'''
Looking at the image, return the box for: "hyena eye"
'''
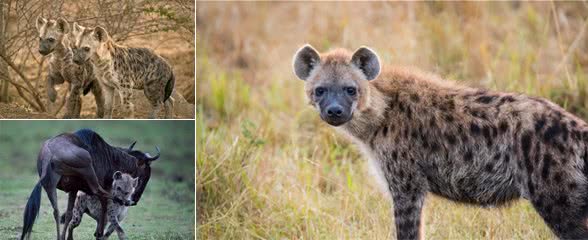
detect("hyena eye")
[83,47,90,52]
[345,87,357,96]
[47,38,55,42]
[315,87,326,97]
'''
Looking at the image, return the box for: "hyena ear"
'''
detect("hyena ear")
[56,18,70,34]
[113,171,122,180]
[93,26,109,42]
[72,22,82,34]
[132,177,139,188]
[36,16,47,31]
[293,44,320,81]
[351,46,381,80]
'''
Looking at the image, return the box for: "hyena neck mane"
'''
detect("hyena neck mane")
[91,38,119,63]
[341,66,466,143]
[52,35,72,57]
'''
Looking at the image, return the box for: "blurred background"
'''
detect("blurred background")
[0,0,195,118]
[0,121,195,239]
[196,2,588,239]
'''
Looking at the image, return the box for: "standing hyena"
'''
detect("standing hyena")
[35,17,104,118]
[65,171,138,240]
[294,44,588,239]
[70,23,175,119]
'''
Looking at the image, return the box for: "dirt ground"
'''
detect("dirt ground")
[1,32,194,119]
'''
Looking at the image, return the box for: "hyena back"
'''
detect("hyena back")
[71,23,175,119]
[294,44,588,239]
[35,17,103,118]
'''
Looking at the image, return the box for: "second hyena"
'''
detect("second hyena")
[71,23,175,119]
[35,17,104,118]
[65,171,138,240]
[294,44,588,239]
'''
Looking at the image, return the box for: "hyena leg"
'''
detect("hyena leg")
[531,192,588,239]
[119,88,134,119]
[108,215,127,240]
[163,96,174,119]
[91,81,105,118]
[102,85,115,119]
[46,73,64,103]
[391,186,426,240]
[66,197,84,240]
[63,83,82,119]
[103,223,116,239]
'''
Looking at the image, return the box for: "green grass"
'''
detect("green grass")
[0,121,195,239]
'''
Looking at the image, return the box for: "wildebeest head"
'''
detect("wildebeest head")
[122,141,160,204]
[35,17,69,56]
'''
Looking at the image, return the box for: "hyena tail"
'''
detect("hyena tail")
[164,72,175,102]
[20,181,43,240]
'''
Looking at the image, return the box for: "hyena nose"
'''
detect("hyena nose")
[326,105,344,117]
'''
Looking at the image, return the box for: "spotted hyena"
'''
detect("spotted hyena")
[293,44,588,239]
[70,23,175,119]
[65,171,137,240]
[35,17,103,118]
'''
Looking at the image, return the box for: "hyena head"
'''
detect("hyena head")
[293,44,381,126]
[35,17,69,56]
[111,171,138,203]
[71,23,110,65]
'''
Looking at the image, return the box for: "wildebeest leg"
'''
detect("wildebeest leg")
[60,191,77,239]
[94,197,108,239]
[43,171,62,240]
[78,166,110,198]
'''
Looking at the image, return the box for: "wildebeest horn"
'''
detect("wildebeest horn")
[128,141,137,150]
[145,146,160,161]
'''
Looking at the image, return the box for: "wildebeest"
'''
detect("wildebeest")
[20,129,160,240]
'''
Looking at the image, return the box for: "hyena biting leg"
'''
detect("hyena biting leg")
[294,44,588,239]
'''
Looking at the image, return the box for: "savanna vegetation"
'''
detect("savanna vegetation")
[0,0,195,118]
[0,121,195,239]
[196,2,588,239]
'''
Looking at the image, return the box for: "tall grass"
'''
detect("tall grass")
[196,2,588,239]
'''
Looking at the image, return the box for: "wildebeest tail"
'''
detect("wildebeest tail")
[20,181,42,240]
[164,72,175,102]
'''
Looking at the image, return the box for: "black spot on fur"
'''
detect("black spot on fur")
[499,121,509,134]
[521,132,533,174]
[406,107,412,119]
[444,114,454,123]
[544,123,563,143]
[464,150,473,162]
[493,153,501,161]
[553,172,563,184]
[484,163,494,172]
[542,153,552,180]
[410,94,420,102]
[535,117,546,132]
[382,126,388,137]
[470,123,481,135]
[446,133,457,145]
[483,126,493,147]
[527,179,535,195]
[476,95,498,104]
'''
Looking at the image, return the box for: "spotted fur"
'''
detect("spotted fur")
[71,23,174,119]
[35,16,103,118]
[65,171,137,240]
[294,45,588,239]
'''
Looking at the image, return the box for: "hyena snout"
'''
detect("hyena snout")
[320,97,353,126]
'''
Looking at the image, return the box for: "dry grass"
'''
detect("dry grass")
[196,2,588,239]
